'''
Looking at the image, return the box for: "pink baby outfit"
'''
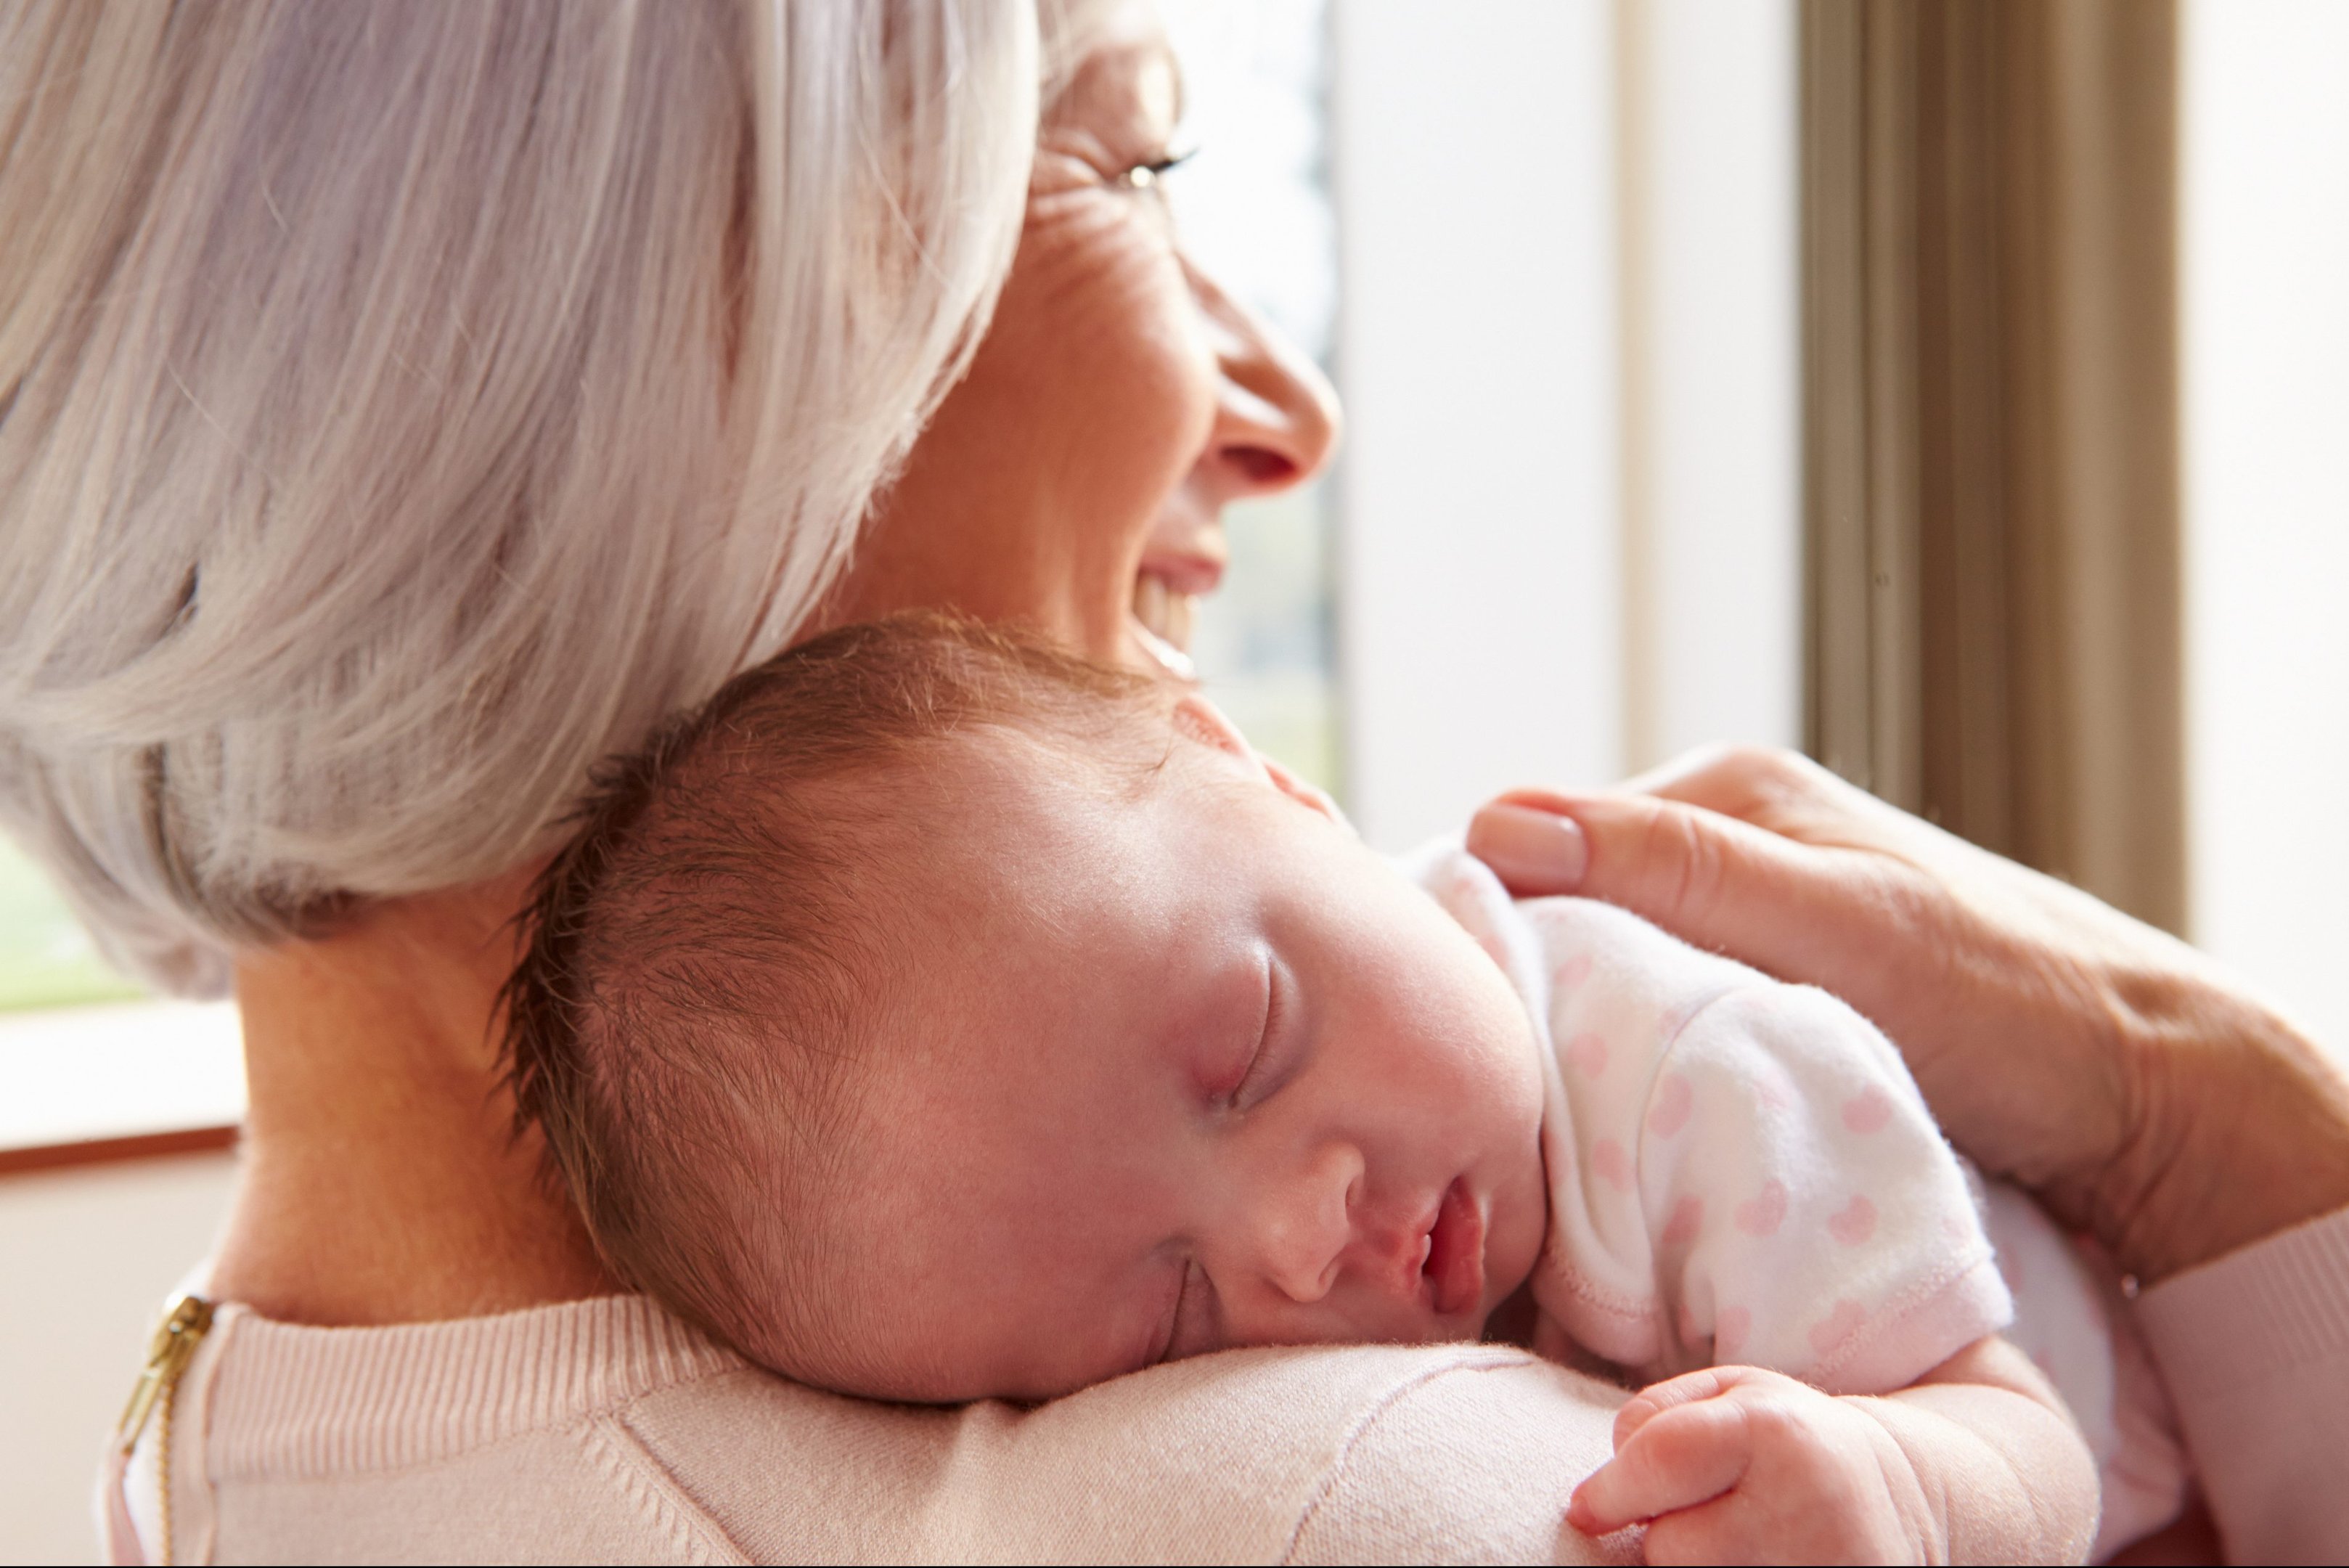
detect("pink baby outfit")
[1408,844,2190,1558]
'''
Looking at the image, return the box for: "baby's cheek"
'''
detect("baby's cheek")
[1454,970,1546,1118]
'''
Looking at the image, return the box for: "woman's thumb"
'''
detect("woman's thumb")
[1464,789,1852,984]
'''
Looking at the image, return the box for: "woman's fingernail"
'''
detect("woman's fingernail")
[1470,803,1589,893]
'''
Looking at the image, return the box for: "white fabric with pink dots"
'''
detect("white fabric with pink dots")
[1408,844,2011,1395]
[1405,844,2192,1554]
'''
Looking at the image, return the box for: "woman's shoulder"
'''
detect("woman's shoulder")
[154,1294,1635,1564]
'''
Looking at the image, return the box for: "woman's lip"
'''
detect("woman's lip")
[1137,550,1226,597]
[1424,1178,1486,1318]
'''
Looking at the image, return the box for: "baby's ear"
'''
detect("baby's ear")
[1259,753,1347,827]
[1170,692,1255,760]
[1170,693,1348,828]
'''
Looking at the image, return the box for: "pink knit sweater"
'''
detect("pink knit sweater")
[102,1208,2349,1563]
[2134,1207,2349,1562]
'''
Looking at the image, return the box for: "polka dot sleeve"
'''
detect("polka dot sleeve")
[1519,894,2014,1393]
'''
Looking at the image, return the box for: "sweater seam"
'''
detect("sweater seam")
[1278,1349,1538,1567]
[582,1410,752,1566]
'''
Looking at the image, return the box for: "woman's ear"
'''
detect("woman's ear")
[1170,693,1347,826]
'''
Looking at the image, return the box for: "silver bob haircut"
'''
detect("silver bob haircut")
[0,1,1095,995]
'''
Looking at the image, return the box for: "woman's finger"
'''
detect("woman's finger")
[1463,799,1590,897]
[1466,788,1905,992]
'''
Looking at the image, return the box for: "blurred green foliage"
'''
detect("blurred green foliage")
[0,837,142,1013]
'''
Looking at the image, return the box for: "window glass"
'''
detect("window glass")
[0,838,141,1013]
[1161,0,1342,797]
[2183,0,2349,1054]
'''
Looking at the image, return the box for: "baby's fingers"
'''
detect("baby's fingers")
[1566,1397,1752,1536]
[1610,1365,1739,1448]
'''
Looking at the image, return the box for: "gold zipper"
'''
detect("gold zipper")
[115,1293,214,1565]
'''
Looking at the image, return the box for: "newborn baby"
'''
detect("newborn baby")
[504,614,2182,1563]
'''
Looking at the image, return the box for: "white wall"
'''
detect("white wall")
[1622,0,1802,770]
[1331,0,1800,849]
[1331,1,1623,849]
[2183,0,2349,1053]
[0,1153,238,1567]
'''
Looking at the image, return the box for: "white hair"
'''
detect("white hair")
[0,0,1063,995]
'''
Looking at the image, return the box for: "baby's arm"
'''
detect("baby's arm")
[1567,1334,2098,1564]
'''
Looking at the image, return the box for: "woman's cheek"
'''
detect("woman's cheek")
[1079,268,1217,502]
[1022,198,1215,462]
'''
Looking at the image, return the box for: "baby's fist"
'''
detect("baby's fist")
[1566,1365,1935,1565]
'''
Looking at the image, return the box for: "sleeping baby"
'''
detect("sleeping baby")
[503,613,2189,1564]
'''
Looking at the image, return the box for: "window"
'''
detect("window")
[1328,1,1801,851]
[1164,0,1343,796]
[0,838,140,1015]
[2183,0,2349,1054]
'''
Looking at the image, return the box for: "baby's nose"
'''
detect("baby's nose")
[1259,1143,1365,1304]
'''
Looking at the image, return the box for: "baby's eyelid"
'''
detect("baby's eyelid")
[1156,1254,1201,1366]
[1162,1254,1223,1365]
[1227,952,1283,1110]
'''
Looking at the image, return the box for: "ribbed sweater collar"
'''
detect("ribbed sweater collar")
[200,1294,745,1479]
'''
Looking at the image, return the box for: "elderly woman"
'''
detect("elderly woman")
[2,1,2342,1563]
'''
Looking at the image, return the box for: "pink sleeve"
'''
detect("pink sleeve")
[2133,1206,2349,1565]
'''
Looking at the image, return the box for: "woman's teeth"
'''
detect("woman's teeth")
[1132,574,1198,651]
[1129,614,1197,682]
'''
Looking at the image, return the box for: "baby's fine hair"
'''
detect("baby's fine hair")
[502,613,1156,1363]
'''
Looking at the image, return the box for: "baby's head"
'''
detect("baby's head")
[504,615,1548,1403]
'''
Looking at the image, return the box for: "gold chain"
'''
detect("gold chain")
[156,1376,176,1566]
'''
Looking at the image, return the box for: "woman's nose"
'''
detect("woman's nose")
[1186,261,1341,506]
[1250,1140,1365,1304]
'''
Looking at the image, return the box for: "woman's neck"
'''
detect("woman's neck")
[209,874,613,1326]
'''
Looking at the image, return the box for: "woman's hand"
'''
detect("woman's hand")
[1465,746,2349,1283]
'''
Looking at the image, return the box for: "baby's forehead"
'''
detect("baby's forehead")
[849,720,1174,875]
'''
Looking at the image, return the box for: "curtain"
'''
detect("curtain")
[1802,0,2185,932]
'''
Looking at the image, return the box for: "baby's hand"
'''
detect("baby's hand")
[1566,1365,1937,1565]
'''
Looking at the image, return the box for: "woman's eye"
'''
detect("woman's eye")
[1116,146,1196,192]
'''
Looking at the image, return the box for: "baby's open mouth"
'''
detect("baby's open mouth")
[1423,1178,1486,1318]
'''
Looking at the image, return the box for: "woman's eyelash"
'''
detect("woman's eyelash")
[1118,147,1196,192]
